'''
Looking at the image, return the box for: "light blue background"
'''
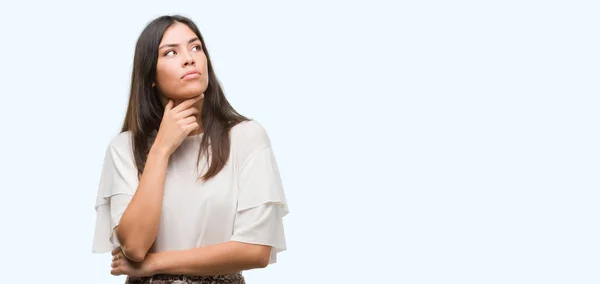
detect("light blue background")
[0,1,598,283]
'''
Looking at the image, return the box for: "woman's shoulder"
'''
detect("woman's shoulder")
[230,119,271,147]
[105,130,134,153]
[229,119,273,158]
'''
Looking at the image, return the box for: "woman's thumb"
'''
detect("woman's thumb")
[165,100,174,111]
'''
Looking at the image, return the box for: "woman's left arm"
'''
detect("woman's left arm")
[150,241,271,275]
[112,122,286,277]
[111,241,271,277]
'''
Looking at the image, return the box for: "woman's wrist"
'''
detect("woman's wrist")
[146,252,163,275]
[149,144,171,159]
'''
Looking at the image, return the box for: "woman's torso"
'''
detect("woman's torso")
[150,134,241,253]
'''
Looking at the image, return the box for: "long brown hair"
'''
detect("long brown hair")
[120,15,249,181]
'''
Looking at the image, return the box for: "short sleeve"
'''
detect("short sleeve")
[92,140,139,253]
[230,144,289,264]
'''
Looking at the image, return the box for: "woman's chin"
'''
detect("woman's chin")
[182,85,206,97]
[171,89,205,100]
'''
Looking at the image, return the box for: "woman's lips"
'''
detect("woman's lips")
[182,73,201,80]
[181,70,201,80]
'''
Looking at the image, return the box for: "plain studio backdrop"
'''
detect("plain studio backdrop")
[0,1,598,283]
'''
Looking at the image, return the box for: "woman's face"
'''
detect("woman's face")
[155,22,209,103]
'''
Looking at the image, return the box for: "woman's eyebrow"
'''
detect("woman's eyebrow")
[159,37,200,49]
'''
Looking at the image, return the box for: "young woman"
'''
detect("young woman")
[92,15,289,284]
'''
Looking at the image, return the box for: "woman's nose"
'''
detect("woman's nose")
[183,53,195,66]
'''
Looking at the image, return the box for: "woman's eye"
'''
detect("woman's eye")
[164,50,176,56]
[192,45,202,51]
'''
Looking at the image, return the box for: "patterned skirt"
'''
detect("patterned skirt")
[125,272,245,284]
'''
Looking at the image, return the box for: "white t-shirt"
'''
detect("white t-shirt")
[92,120,289,264]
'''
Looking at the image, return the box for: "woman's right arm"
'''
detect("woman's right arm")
[115,95,203,262]
[115,147,170,262]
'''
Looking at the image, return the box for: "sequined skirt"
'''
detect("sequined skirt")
[125,272,245,284]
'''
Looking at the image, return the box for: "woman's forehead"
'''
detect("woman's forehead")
[160,23,197,44]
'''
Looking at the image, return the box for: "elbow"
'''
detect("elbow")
[253,246,272,268]
[115,226,151,262]
[255,256,269,268]
[121,245,148,262]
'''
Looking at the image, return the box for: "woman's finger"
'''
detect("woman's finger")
[177,107,199,118]
[173,94,203,112]
[186,122,200,132]
[165,100,174,112]
[180,116,197,125]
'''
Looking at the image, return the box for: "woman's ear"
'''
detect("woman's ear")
[152,82,156,87]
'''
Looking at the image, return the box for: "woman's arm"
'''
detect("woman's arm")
[116,97,202,262]
[115,148,170,262]
[146,241,272,276]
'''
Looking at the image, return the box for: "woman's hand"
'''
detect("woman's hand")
[152,94,204,156]
[110,247,154,278]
